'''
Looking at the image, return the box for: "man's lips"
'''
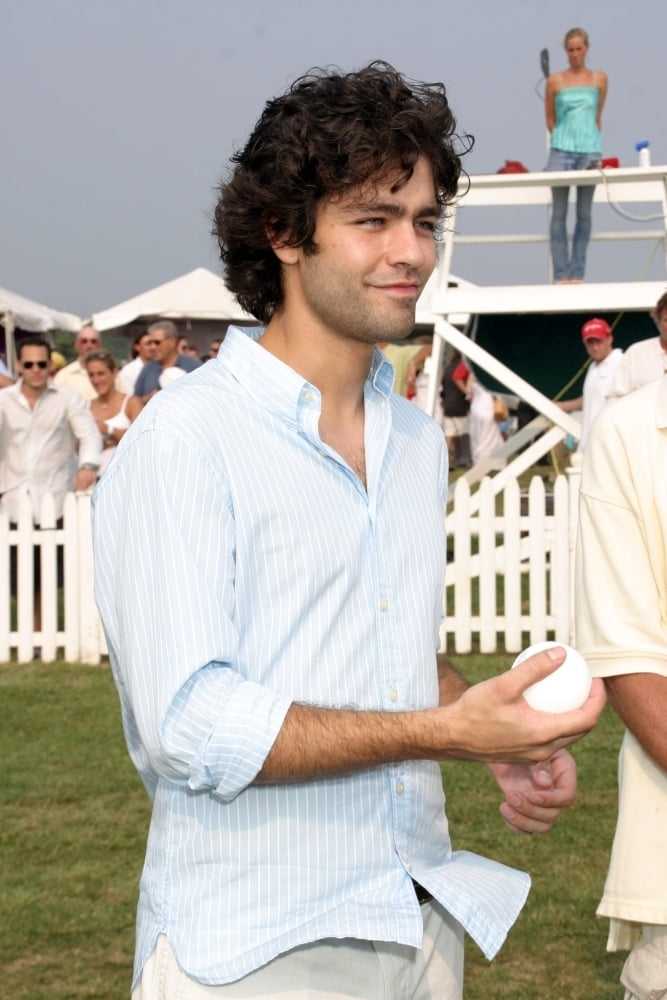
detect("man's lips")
[371,282,421,296]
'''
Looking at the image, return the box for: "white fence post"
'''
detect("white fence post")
[62,492,80,663]
[567,454,583,645]
[37,492,59,663]
[0,503,10,662]
[77,492,102,665]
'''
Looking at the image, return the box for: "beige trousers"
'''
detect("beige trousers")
[132,900,464,1000]
[622,924,667,1000]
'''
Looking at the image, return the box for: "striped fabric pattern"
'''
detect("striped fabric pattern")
[93,327,529,989]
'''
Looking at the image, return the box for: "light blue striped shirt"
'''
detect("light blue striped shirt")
[92,326,529,988]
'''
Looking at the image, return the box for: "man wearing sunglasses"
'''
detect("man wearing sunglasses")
[0,337,102,524]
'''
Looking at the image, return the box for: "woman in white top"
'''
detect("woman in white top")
[85,350,131,475]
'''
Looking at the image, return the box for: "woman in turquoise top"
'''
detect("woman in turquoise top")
[545,28,608,282]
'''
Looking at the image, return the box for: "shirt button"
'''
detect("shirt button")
[301,389,314,403]
[396,781,405,795]
[389,689,398,702]
[406,861,413,872]
[379,599,389,611]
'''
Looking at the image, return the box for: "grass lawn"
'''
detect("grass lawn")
[0,657,626,999]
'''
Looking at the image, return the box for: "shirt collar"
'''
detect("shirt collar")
[219,326,394,429]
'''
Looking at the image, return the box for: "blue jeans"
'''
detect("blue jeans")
[545,148,599,280]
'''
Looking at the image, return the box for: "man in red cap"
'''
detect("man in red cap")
[558,317,623,452]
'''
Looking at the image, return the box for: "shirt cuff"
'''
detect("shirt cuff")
[181,672,292,800]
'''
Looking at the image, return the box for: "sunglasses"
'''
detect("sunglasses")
[147,339,163,346]
[85,350,114,363]
[22,360,49,369]
[79,339,100,346]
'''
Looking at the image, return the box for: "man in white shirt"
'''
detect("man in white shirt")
[94,63,604,1000]
[0,336,101,522]
[557,317,623,451]
[577,373,667,1000]
[608,292,667,397]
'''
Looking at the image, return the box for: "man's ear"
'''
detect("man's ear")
[266,226,301,265]
[270,241,301,265]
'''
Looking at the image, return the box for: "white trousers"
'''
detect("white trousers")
[132,900,464,1000]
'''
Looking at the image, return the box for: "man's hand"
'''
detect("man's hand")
[488,749,577,835]
[74,468,97,491]
[439,646,606,765]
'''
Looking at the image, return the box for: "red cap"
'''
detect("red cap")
[581,318,612,341]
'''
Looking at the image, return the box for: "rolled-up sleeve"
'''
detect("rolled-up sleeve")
[92,424,291,800]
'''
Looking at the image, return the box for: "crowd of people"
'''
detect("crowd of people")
[0,323,222,522]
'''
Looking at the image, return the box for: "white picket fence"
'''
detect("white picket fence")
[2,464,582,664]
[1,491,106,665]
[442,464,582,653]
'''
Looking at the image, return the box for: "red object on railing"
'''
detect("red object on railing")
[601,157,620,168]
[496,160,529,174]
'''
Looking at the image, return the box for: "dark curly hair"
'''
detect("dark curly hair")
[214,61,472,324]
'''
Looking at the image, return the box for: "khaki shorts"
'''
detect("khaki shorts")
[443,416,469,438]
[132,900,464,1000]
[622,924,667,1000]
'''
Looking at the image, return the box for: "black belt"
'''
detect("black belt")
[412,879,433,905]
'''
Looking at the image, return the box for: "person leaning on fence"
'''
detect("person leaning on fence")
[93,62,605,1000]
[0,336,102,628]
[576,372,667,1000]
[0,336,102,523]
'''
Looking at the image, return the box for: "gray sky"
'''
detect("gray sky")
[2,0,666,318]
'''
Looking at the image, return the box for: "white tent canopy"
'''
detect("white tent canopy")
[0,286,82,370]
[92,267,255,332]
[0,286,81,334]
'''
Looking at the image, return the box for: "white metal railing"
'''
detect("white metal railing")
[4,464,582,663]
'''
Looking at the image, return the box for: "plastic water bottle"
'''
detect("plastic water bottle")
[635,140,651,167]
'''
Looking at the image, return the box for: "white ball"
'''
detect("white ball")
[511,641,592,713]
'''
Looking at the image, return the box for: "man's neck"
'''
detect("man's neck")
[21,382,47,407]
[259,313,373,417]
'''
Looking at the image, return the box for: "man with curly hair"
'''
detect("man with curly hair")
[93,63,603,1000]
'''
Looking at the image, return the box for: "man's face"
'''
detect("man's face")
[137,333,158,363]
[282,156,439,347]
[76,327,100,359]
[657,309,667,350]
[18,345,50,391]
[584,335,613,363]
[150,330,177,364]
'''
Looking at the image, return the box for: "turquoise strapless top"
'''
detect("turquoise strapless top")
[550,86,601,155]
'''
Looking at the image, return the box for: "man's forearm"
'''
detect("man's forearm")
[605,673,667,771]
[257,650,606,782]
[437,653,469,705]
